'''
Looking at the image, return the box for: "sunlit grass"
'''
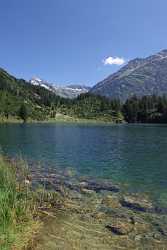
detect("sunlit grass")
[0,156,40,250]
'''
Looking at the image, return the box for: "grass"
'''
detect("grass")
[0,114,119,125]
[0,156,40,250]
[0,111,124,124]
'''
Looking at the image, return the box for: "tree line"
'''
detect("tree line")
[123,95,167,123]
[1,67,167,123]
[17,93,167,123]
[3,91,167,123]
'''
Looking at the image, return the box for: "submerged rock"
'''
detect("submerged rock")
[62,168,76,178]
[79,180,120,193]
[106,218,133,235]
[120,195,154,212]
[92,211,107,220]
[152,221,167,237]
[102,195,121,209]
[80,188,95,195]
[154,206,167,214]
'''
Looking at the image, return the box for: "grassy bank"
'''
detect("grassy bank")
[0,156,40,250]
[1,155,167,250]
[0,113,123,125]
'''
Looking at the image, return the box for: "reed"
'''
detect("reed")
[0,156,40,250]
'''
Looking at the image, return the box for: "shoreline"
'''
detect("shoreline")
[28,164,167,249]
[1,117,167,126]
[0,117,121,125]
[1,156,167,249]
[31,167,167,250]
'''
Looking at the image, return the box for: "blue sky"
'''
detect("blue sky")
[0,0,167,86]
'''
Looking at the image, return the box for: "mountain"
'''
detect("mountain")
[30,78,90,99]
[30,77,52,91]
[2,66,167,123]
[0,68,66,120]
[0,68,120,122]
[90,50,167,102]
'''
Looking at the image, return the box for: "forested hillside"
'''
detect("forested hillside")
[61,93,123,122]
[0,68,122,122]
[1,67,167,123]
[0,68,70,120]
[123,95,167,123]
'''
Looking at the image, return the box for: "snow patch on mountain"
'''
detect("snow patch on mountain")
[29,77,90,98]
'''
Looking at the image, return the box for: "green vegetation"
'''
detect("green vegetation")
[0,68,66,122]
[60,93,123,122]
[123,95,167,123]
[18,103,29,122]
[0,68,124,123]
[0,155,65,250]
[0,156,40,250]
[1,67,167,124]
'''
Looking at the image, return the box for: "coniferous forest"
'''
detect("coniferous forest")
[1,67,167,123]
[123,95,167,123]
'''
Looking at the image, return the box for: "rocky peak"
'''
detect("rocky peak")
[90,49,167,101]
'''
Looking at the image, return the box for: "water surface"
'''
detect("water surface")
[0,123,167,203]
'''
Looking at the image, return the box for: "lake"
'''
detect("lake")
[0,123,167,204]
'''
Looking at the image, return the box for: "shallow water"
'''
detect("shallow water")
[0,123,167,203]
[33,188,167,250]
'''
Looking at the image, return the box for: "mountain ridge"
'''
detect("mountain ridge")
[90,49,167,101]
[30,77,90,99]
[0,68,122,122]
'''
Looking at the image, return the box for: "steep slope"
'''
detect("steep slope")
[30,78,90,98]
[91,50,167,102]
[0,69,66,120]
[0,68,121,122]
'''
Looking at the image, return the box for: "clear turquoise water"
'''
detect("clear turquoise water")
[0,123,167,202]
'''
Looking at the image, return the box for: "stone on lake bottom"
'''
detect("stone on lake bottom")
[106,218,133,235]
[120,195,154,212]
[79,180,120,193]
[102,195,121,209]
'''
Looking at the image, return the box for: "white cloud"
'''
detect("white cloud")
[103,56,125,66]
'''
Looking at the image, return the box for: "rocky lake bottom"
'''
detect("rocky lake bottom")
[1,124,167,249]
[29,168,167,250]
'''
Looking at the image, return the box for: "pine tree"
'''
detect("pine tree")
[18,104,28,122]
